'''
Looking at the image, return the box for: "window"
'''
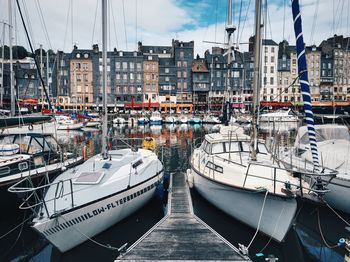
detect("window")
[165,77,169,82]
[270,66,274,73]
[224,142,239,152]
[116,73,120,80]
[211,143,224,154]
[122,62,127,69]
[129,62,134,69]
[183,71,187,78]
[270,77,274,85]
[271,47,275,53]
[271,56,275,63]
[183,61,187,67]
[180,51,184,58]
[177,71,181,78]
[0,167,10,176]
[177,61,181,67]
[18,162,28,171]
[137,63,142,70]
[165,68,169,73]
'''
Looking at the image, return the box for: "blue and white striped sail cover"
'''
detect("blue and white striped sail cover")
[291,0,320,172]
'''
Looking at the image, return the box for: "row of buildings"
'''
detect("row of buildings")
[1,35,350,113]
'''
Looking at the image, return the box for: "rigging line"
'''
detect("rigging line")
[335,0,345,33]
[282,0,286,40]
[71,0,73,47]
[122,0,128,50]
[62,0,71,51]
[91,0,99,46]
[214,0,218,43]
[15,0,53,110]
[110,0,119,49]
[135,0,137,50]
[22,0,36,50]
[236,0,243,48]
[238,0,251,46]
[309,0,319,44]
[35,0,52,50]
[265,0,273,40]
[108,0,111,51]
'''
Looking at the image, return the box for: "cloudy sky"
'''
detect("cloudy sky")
[0,0,349,56]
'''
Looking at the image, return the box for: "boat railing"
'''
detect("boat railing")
[8,175,76,218]
[243,162,330,196]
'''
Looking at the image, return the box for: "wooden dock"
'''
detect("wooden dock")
[115,172,250,262]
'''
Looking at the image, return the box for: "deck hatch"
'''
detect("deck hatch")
[74,171,105,185]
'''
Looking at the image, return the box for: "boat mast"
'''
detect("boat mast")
[251,0,262,161]
[40,44,44,110]
[0,23,6,108]
[9,0,15,116]
[291,0,320,171]
[101,0,108,159]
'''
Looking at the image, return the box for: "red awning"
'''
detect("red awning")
[124,102,160,109]
[260,101,292,107]
[232,103,245,108]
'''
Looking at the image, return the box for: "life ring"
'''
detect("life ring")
[28,124,33,131]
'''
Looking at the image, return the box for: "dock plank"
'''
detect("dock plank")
[116,173,250,262]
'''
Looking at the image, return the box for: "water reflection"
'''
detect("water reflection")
[0,123,347,262]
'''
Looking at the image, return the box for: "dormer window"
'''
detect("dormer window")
[119,51,123,56]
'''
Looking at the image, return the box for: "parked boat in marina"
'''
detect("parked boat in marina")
[0,132,83,187]
[55,115,84,130]
[279,124,350,213]
[188,0,301,243]
[164,115,177,124]
[9,1,164,252]
[188,125,300,242]
[137,116,149,125]
[178,114,188,124]
[202,114,221,124]
[113,116,126,125]
[188,115,202,124]
[149,111,162,125]
[259,109,298,123]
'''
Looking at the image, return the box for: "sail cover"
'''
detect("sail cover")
[291,0,320,172]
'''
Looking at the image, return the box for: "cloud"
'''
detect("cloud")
[0,0,349,57]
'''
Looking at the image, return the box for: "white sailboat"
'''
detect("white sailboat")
[149,111,162,125]
[279,124,349,213]
[10,1,164,253]
[259,109,298,123]
[188,0,299,242]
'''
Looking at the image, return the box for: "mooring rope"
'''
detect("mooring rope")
[60,215,118,250]
[317,209,338,249]
[247,190,268,249]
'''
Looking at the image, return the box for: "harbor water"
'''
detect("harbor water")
[0,122,349,262]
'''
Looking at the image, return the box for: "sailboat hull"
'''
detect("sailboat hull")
[33,174,162,252]
[191,166,297,242]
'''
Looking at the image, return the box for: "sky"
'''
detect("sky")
[0,0,349,57]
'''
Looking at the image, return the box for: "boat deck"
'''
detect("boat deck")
[115,172,250,262]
